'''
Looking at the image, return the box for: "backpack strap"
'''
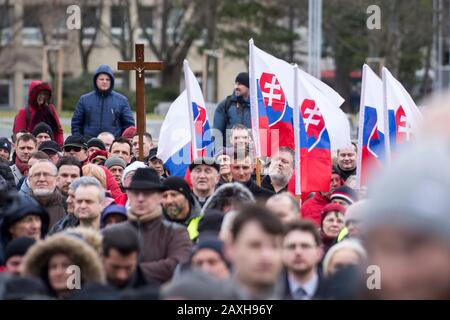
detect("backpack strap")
[222,95,234,126]
[25,106,31,129]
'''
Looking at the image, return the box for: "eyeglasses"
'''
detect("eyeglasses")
[30,172,57,179]
[64,146,82,153]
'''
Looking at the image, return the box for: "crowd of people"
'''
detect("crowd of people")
[0,64,449,300]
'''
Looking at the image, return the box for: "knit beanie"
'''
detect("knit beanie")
[330,186,358,205]
[32,122,54,139]
[104,156,127,170]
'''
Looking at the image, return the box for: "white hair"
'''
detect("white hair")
[322,239,367,277]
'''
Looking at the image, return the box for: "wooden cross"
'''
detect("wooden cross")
[118,43,163,161]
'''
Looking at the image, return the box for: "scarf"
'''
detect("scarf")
[127,206,162,223]
[15,157,29,175]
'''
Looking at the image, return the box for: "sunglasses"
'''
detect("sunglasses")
[64,146,82,153]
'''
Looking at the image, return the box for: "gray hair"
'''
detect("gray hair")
[322,239,367,278]
[29,159,57,176]
[69,176,105,202]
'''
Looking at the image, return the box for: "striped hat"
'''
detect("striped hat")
[330,186,358,205]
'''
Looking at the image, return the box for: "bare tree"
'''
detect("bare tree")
[137,0,211,89]
[97,0,137,90]
[78,0,104,74]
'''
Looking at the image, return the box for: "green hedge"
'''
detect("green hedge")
[62,73,178,113]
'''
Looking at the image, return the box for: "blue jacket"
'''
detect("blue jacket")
[71,65,135,138]
[213,92,251,147]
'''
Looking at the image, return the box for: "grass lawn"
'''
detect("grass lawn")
[0,110,164,133]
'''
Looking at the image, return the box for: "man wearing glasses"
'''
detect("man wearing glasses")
[281,220,324,300]
[28,159,66,228]
[63,135,88,164]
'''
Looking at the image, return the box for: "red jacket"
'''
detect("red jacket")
[301,192,329,227]
[13,81,64,146]
[100,165,124,200]
[115,193,128,206]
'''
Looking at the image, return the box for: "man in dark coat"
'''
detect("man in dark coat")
[28,160,66,228]
[123,168,192,284]
[213,72,251,148]
[230,153,274,201]
[102,223,154,290]
[71,64,135,138]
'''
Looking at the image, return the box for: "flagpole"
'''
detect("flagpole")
[293,65,302,197]
[356,65,367,190]
[249,39,261,158]
[249,39,262,187]
[382,67,392,167]
[184,60,198,161]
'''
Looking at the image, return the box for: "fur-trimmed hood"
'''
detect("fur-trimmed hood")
[201,182,255,216]
[22,234,105,288]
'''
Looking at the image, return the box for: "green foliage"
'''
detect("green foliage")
[217,0,298,62]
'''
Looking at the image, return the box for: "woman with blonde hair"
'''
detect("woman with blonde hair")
[82,163,107,189]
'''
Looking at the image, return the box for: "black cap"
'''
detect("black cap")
[5,237,36,261]
[235,72,249,88]
[189,157,220,172]
[125,167,165,191]
[38,140,62,154]
[148,147,159,160]
[0,137,12,154]
[87,138,106,151]
[32,122,54,139]
[162,177,193,205]
[64,135,87,149]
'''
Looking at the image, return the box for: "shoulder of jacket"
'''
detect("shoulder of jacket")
[80,91,96,99]
[110,91,128,101]
[161,219,188,232]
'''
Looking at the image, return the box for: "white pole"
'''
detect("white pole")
[356,65,367,189]
[308,0,313,75]
[293,65,302,196]
[317,0,322,79]
[183,60,198,161]
[249,38,261,158]
[381,67,392,167]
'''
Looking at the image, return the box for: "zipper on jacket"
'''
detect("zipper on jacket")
[100,95,105,132]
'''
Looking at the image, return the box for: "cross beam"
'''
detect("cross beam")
[118,44,163,161]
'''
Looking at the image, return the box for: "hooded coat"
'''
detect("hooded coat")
[186,183,256,241]
[22,233,105,298]
[13,81,64,146]
[71,65,135,138]
[0,194,49,264]
[0,161,15,191]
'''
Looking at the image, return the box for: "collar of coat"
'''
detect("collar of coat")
[127,206,162,223]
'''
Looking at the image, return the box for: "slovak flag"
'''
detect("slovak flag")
[249,40,351,194]
[383,67,423,152]
[249,39,296,157]
[356,64,386,188]
[157,60,214,177]
[296,68,351,192]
